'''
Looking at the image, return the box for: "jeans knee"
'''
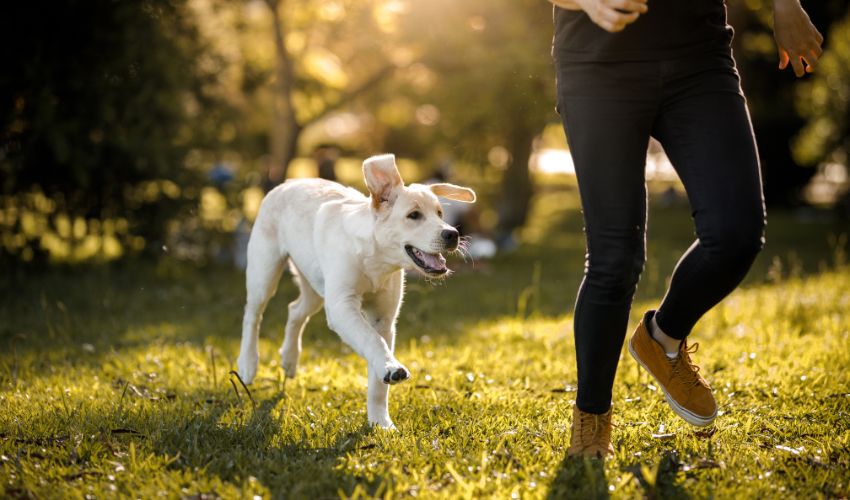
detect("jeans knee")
[585,245,646,300]
[702,214,765,264]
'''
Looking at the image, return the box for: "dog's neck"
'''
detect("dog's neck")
[361,243,405,291]
[340,207,404,291]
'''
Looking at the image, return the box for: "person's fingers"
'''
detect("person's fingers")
[588,7,638,32]
[612,13,640,31]
[803,52,818,72]
[790,56,805,77]
[778,48,790,70]
[605,0,648,14]
[583,0,645,33]
[807,49,820,65]
[598,20,618,32]
[618,10,641,25]
[593,17,623,33]
[596,5,640,25]
[814,27,824,44]
[592,4,617,23]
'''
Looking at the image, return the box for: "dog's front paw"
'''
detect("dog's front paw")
[369,417,396,430]
[382,362,410,385]
[281,361,298,379]
[236,352,258,385]
[279,337,303,379]
[280,349,299,379]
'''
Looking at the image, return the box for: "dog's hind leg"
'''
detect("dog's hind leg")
[280,268,323,379]
[237,232,285,385]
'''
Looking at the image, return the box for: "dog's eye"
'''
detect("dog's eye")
[437,210,443,219]
[407,211,422,220]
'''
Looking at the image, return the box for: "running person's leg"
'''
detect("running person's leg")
[629,54,765,427]
[652,55,766,340]
[556,61,659,420]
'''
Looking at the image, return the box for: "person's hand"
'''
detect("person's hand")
[548,0,648,33]
[773,0,823,77]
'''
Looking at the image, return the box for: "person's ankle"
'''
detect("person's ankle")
[650,314,681,358]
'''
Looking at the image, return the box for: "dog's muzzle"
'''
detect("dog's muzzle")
[405,245,448,275]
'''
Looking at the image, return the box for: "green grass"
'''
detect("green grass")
[1,182,849,498]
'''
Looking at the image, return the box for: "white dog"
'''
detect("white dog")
[236,154,475,428]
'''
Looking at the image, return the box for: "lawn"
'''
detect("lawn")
[1,180,849,498]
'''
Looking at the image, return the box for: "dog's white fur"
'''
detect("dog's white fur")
[237,154,475,428]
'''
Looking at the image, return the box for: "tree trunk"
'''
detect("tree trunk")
[495,132,535,250]
[266,0,298,189]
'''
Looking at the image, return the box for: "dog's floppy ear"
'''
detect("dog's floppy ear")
[429,183,477,203]
[363,154,404,209]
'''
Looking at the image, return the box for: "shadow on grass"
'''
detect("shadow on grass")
[157,384,393,497]
[2,379,385,497]
[546,455,610,499]
[545,450,690,499]
[622,450,690,500]
[153,391,380,497]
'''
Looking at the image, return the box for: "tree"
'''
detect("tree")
[258,0,402,187]
[400,0,555,246]
[0,0,225,261]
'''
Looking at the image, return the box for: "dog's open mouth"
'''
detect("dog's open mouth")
[405,245,447,275]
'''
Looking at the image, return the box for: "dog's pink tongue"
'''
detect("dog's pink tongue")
[420,251,446,270]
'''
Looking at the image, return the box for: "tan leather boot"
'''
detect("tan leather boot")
[567,405,614,458]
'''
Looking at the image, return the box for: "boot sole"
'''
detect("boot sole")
[628,337,717,427]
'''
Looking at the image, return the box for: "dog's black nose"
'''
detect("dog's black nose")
[441,229,459,248]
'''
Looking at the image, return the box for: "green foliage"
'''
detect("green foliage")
[208,0,414,176]
[728,1,849,204]
[1,184,848,497]
[794,7,850,166]
[394,0,555,238]
[398,0,554,164]
[0,0,228,261]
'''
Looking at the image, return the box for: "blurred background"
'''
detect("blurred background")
[1,0,849,272]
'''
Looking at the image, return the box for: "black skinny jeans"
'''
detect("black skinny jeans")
[555,51,766,414]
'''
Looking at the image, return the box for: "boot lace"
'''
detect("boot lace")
[578,410,612,446]
[670,342,708,389]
